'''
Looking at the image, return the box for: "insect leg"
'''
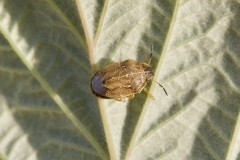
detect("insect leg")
[118,95,126,102]
[143,88,155,100]
[148,44,153,64]
[127,94,135,99]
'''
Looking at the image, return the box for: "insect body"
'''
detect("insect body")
[91,47,167,101]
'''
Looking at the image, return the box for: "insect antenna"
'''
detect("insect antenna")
[148,44,153,64]
[152,79,168,96]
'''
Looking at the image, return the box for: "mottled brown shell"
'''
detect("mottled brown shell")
[91,60,154,101]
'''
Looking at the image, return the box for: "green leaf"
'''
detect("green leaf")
[0,0,240,160]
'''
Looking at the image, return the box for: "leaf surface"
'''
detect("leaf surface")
[0,0,240,160]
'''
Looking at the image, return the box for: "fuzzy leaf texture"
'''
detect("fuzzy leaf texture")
[0,0,240,160]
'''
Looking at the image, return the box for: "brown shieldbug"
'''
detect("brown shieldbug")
[91,46,167,101]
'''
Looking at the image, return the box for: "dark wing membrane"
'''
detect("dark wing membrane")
[91,90,111,99]
[90,71,111,99]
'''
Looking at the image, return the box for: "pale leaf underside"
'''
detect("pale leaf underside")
[0,0,240,160]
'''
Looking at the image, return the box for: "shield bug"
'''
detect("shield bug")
[91,46,167,101]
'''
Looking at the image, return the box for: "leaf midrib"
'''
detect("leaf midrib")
[76,0,115,160]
